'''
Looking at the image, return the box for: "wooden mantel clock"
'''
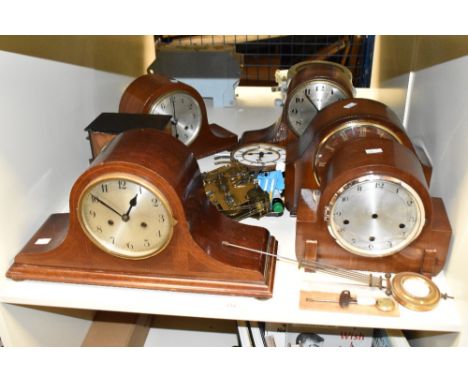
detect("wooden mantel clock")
[7,129,277,298]
[293,101,451,276]
[284,98,433,215]
[239,60,355,146]
[119,73,238,159]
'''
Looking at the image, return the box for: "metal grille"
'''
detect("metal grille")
[157,35,374,87]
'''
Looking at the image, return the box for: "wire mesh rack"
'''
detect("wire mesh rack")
[157,35,374,87]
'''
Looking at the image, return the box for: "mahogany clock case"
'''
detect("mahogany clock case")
[295,138,451,277]
[284,98,434,215]
[85,112,172,161]
[7,129,277,298]
[119,73,238,159]
[239,61,355,147]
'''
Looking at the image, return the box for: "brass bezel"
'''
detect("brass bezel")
[391,272,441,311]
[287,60,353,81]
[77,172,175,260]
[313,119,405,186]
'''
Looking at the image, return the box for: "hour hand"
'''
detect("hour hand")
[304,91,318,112]
[122,194,138,221]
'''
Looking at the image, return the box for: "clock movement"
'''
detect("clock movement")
[239,60,355,146]
[118,73,238,158]
[7,129,277,298]
[294,133,451,277]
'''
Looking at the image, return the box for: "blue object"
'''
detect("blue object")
[257,171,285,200]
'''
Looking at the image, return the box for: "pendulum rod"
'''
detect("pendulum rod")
[221,241,387,291]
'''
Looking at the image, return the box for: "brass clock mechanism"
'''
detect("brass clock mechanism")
[202,163,271,220]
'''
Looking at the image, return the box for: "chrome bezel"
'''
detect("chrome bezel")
[326,175,426,257]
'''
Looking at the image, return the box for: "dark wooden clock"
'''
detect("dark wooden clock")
[119,73,238,158]
[7,129,277,298]
[294,133,451,277]
[284,98,433,215]
[239,60,355,146]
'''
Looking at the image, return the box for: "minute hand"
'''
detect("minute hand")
[91,194,124,218]
[304,91,319,112]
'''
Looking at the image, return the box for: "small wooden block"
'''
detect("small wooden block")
[82,312,152,347]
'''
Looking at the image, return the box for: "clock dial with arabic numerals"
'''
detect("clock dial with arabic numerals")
[326,176,425,258]
[78,174,175,259]
[287,80,348,136]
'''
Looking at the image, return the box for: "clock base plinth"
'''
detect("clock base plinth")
[7,214,277,298]
[295,192,451,277]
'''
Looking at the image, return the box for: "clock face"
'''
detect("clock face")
[314,121,404,185]
[78,174,174,259]
[326,176,425,257]
[287,80,348,136]
[149,91,202,145]
[231,143,286,170]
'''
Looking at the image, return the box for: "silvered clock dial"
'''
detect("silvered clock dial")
[325,176,425,257]
[149,91,202,145]
[287,80,349,136]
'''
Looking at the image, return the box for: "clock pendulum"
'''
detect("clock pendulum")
[222,241,449,312]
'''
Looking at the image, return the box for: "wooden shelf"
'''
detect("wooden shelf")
[0,86,461,335]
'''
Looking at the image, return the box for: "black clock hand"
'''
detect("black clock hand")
[170,96,179,139]
[122,194,138,222]
[91,194,124,219]
[304,91,319,113]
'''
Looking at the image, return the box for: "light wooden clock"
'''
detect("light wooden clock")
[7,129,277,298]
